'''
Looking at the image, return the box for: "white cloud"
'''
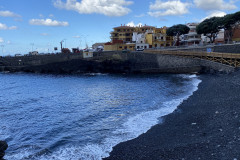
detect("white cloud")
[73,35,81,38]
[39,14,44,18]
[201,11,226,21]
[0,23,17,30]
[134,14,145,18]
[29,18,69,27]
[49,14,54,18]
[148,0,191,17]
[8,26,17,30]
[0,37,4,43]
[194,0,237,10]
[41,33,49,36]
[0,10,21,17]
[53,0,133,16]
[126,21,143,27]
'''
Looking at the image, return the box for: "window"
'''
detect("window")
[119,46,122,48]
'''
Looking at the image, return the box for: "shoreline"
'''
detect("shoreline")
[103,71,240,160]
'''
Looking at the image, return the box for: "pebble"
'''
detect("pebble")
[219,129,223,132]
[192,123,197,125]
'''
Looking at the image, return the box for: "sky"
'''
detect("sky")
[0,0,240,55]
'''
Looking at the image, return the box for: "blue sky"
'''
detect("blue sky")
[0,0,239,55]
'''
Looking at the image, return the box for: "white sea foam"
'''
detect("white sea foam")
[6,75,201,160]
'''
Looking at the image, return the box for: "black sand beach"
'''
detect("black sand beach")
[104,71,240,160]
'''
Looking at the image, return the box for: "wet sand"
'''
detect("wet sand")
[104,71,240,160]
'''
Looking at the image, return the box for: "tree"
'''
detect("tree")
[166,24,190,46]
[196,17,222,43]
[221,11,240,43]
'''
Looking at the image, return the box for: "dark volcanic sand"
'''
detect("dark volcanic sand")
[104,71,240,160]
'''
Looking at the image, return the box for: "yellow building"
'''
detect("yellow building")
[106,25,173,51]
[110,25,156,43]
[151,27,173,48]
[111,25,135,43]
[104,41,135,51]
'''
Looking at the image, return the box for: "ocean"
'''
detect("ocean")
[0,72,201,160]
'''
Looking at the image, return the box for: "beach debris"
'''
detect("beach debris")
[215,111,219,114]
[191,123,197,125]
[219,129,223,132]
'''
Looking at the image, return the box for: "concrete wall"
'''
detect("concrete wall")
[1,52,83,66]
[213,44,240,53]
[0,50,235,74]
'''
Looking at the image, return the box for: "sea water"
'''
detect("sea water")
[0,72,201,160]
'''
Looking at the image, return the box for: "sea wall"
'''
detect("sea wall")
[213,44,240,53]
[0,51,235,74]
[1,52,83,66]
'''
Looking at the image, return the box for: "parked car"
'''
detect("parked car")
[136,48,144,51]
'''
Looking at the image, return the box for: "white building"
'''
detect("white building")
[183,23,201,46]
[132,32,149,50]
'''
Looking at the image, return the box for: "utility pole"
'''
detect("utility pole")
[64,39,67,48]
[60,40,64,51]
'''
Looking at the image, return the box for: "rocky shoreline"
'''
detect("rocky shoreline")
[0,141,8,160]
[104,70,240,160]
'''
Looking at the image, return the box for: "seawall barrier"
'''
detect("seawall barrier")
[0,51,235,74]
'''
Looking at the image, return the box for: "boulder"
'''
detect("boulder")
[0,141,8,159]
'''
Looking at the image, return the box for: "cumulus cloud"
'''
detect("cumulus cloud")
[29,19,69,27]
[0,37,3,43]
[53,0,133,16]
[194,0,237,10]
[126,21,143,27]
[0,10,21,17]
[201,11,227,21]
[0,23,17,30]
[148,0,191,17]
